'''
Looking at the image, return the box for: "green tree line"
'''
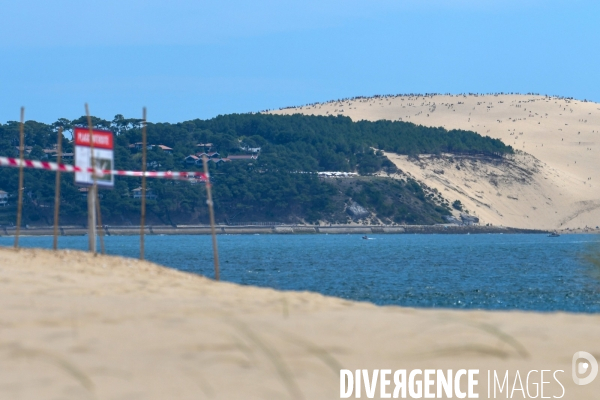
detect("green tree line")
[0,114,511,225]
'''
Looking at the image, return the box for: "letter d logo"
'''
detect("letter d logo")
[572,351,598,385]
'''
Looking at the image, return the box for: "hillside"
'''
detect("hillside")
[0,114,509,226]
[269,94,600,230]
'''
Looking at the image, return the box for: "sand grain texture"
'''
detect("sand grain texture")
[1,248,599,399]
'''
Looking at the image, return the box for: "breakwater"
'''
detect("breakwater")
[0,224,546,236]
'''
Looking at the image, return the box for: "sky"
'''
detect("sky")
[1,0,598,124]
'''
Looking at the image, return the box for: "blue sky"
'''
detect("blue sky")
[1,0,598,124]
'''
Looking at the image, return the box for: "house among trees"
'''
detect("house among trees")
[132,187,157,200]
[129,143,173,154]
[184,152,258,166]
[43,148,58,159]
[196,143,213,151]
[184,151,259,166]
[0,190,8,207]
[13,146,33,157]
[196,152,220,159]
[155,145,173,154]
[52,152,74,161]
[184,155,200,165]
[184,154,228,167]
[209,158,229,164]
[240,146,261,153]
[18,145,64,161]
[129,142,150,151]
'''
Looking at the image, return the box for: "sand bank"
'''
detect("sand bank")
[1,248,599,399]
[269,95,600,230]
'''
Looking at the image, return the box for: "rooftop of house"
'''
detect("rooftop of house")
[15,146,33,151]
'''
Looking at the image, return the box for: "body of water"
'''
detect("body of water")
[3,233,600,313]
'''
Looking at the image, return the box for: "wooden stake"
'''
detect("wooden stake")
[85,104,102,254]
[140,107,147,260]
[14,107,25,249]
[94,188,105,254]
[202,155,220,280]
[88,107,106,255]
[52,127,63,250]
[86,185,97,252]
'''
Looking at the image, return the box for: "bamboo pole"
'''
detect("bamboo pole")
[14,107,25,249]
[140,107,147,260]
[52,127,63,250]
[202,155,220,280]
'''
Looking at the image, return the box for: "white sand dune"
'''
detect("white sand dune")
[1,248,599,399]
[268,94,600,230]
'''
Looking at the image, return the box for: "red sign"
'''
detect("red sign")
[74,128,114,150]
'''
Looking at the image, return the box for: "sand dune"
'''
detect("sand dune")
[268,95,600,230]
[1,248,599,399]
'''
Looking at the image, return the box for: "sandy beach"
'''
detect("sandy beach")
[1,247,599,399]
[269,95,600,230]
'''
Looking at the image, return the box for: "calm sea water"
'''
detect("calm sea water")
[3,234,600,313]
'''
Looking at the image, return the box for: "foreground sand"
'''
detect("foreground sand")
[269,95,600,230]
[1,248,599,399]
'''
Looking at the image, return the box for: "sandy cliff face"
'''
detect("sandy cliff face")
[269,94,600,230]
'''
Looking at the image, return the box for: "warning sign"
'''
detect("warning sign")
[74,127,114,188]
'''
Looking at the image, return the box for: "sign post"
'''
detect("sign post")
[53,127,63,250]
[202,155,220,280]
[140,107,147,260]
[14,107,25,249]
[88,186,97,252]
[73,127,114,252]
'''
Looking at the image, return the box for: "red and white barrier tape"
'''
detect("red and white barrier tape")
[0,156,208,181]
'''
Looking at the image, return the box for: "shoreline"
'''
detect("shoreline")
[0,224,551,236]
